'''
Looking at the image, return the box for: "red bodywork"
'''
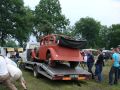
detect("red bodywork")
[38,34,83,62]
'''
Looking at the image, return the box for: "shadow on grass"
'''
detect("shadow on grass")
[0,84,8,90]
[38,74,88,87]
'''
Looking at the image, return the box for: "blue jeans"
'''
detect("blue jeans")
[87,62,94,79]
[109,66,119,84]
[118,66,120,79]
[95,64,103,82]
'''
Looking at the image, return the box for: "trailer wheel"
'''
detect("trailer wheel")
[69,61,79,68]
[33,65,39,78]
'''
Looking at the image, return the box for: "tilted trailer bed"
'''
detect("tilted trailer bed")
[24,61,91,80]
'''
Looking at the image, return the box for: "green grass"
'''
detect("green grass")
[1,60,120,90]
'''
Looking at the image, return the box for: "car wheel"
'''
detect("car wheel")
[69,61,79,69]
[33,65,39,78]
[46,53,51,64]
[46,53,55,67]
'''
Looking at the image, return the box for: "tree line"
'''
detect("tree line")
[0,0,120,49]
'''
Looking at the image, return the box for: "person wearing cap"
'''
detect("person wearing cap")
[109,47,120,85]
[0,55,17,90]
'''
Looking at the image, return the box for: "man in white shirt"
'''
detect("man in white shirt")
[0,55,17,90]
[5,57,27,90]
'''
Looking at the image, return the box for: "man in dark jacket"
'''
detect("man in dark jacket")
[95,49,104,82]
[87,51,95,79]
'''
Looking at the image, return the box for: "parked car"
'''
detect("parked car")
[102,50,112,60]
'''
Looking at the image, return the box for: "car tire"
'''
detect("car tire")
[33,65,39,78]
[46,53,55,67]
[46,53,51,65]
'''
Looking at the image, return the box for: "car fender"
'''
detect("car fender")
[47,48,57,60]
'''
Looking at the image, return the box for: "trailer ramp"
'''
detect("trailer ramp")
[37,63,91,80]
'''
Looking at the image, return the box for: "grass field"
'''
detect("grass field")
[0,60,120,90]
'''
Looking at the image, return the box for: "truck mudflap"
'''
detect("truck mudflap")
[39,63,91,80]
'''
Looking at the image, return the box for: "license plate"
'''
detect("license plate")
[70,75,78,78]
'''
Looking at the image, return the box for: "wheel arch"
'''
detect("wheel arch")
[46,48,56,60]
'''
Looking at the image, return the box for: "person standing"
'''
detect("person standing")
[117,46,120,79]
[109,47,120,85]
[14,50,20,64]
[118,65,120,80]
[95,49,104,82]
[7,63,27,90]
[0,55,17,90]
[87,50,95,79]
[83,50,88,68]
[31,47,39,62]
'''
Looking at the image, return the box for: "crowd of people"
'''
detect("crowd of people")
[82,47,120,85]
[0,51,27,90]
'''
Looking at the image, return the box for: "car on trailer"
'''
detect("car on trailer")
[21,34,91,80]
[38,34,86,68]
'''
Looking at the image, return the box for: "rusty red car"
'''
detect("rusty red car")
[38,34,86,68]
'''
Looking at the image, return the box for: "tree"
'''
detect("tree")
[0,0,15,46]
[74,17,101,48]
[34,0,69,40]
[107,24,120,48]
[62,26,75,36]
[13,7,34,46]
[0,0,33,46]
[5,40,18,47]
[98,25,109,48]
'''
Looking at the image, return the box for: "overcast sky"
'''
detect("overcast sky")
[24,0,120,26]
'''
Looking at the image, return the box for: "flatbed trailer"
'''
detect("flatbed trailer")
[23,61,91,80]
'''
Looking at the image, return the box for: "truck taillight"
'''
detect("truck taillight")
[78,77,86,80]
[63,77,71,80]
